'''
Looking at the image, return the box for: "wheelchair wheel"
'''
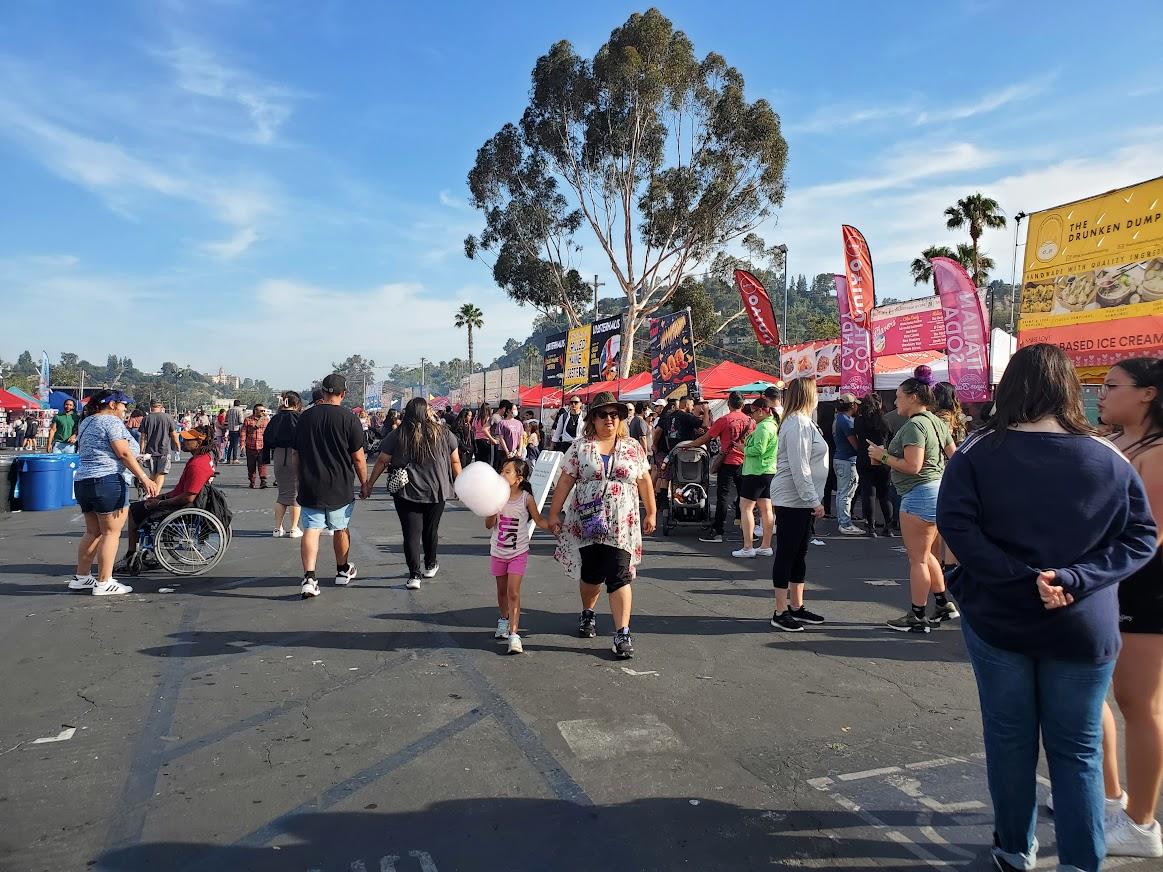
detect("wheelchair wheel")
[153,508,228,576]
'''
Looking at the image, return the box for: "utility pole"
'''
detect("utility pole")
[592,274,605,322]
[420,357,427,399]
[1008,212,1027,334]
[776,244,789,343]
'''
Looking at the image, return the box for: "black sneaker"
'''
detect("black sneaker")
[789,606,825,625]
[578,610,597,638]
[612,630,634,659]
[865,527,879,538]
[699,533,724,543]
[886,611,931,633]
[770,610,804,632]
[933,601,960,622]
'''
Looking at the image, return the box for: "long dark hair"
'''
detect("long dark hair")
[400,397,441,462]
[984,343,1092,438]
[1109,357,1163,453]
[932,382,965,443]
[502,458,534,495]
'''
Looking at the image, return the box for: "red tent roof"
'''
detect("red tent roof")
[0,388,39,411]
[519,385,563,408]
[698,361,781,399]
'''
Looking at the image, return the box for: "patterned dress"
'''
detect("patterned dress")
[554,436,651,580]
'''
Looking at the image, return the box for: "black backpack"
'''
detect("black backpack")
[195,483,233,531]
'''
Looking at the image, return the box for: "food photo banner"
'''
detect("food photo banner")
[1018,175,1163,367]
[650,309,697,399]
[780,338,841,387]
[835,274,872,396]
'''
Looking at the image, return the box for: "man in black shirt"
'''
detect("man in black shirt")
[652,395,705,498]
[294,374,369,599]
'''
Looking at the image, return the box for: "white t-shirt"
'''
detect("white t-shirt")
[490,492,532,559]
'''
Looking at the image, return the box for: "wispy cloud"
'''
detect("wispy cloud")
[790,75,1053,135]
[914,76,1051,125]
[160,43,299,145]
[199,228,260,259]
[438,189,469,210]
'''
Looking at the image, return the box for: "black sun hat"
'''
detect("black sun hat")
[585,391,626,420]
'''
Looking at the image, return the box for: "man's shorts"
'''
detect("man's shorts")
[301,503,354,531]
[75,473,128,515]
[129,500,170,528]
[490,552,529,578]
[579,543,633,593]
[147,454,172,476]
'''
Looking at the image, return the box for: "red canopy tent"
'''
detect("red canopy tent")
[519,385,563,408]
[0,388,39,411]
[697,361,782,399]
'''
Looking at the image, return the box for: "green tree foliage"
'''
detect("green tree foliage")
[453,303,484,374]
[465,8,788,376]
[910,245,956,295]
[945,193,1006,288]
[16,350,35,375]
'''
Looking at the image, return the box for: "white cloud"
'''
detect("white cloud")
[200,228,260,258]
[914,77,1050,125]
[161,44,297,145]
[438,189,469,210]
[769,139,1163,302]
[787,104,915,135]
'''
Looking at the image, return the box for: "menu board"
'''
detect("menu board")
[541,330,567,388]
[650,310,696,399]
[872,297,946,355]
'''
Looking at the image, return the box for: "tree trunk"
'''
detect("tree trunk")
[971,232,981,288]
[467,328,474,375]
[619,313,637,380]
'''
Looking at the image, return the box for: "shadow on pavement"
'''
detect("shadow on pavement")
[94,797,994,872]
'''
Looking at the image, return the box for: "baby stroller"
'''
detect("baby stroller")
[661,445,711,535]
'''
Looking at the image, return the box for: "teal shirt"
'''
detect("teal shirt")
[742,415,778,475]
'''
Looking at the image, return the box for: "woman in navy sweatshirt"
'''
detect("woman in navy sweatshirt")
[937,343,1157,872]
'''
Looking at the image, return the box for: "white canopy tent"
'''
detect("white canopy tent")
[871,329,1015,392]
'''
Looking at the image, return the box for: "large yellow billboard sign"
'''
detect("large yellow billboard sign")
[1019,176,1163,367]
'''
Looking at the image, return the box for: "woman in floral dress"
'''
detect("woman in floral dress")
[548,392,657,660]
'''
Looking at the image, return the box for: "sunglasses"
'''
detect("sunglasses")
[593,409,621,420]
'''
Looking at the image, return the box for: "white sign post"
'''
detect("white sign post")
[528,450,564,537]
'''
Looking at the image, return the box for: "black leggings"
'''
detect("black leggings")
[474,439,495,468]
[394,497,444,576]
[858,463,892,528]
[772,506,814,589]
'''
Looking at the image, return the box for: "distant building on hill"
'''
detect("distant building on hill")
[212,367,241,391]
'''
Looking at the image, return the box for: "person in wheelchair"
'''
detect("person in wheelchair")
[117,428,216,572]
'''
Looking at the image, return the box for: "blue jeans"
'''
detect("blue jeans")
[834,458,858,527]
[962,620,1113,871]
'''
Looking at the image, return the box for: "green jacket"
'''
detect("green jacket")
[742,415,778,476]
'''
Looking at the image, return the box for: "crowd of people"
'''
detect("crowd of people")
[48,345,1163,866]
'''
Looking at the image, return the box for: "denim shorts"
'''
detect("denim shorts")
[301,503,354,531]
[75,473,129,515]
[899,480,941,523]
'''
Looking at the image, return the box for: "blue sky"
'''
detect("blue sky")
[2,0,1161,387]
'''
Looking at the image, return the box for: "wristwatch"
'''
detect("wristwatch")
[880,451,890,464]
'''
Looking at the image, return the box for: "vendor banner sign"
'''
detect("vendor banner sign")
[541,330,567,388]
[1018,175,1163,367]
[779,338,841,387]
[933,257,990,402]
[841,225,876,328]
[544,315,624,389]
[835,275,872,396]
[650,310,696,399]
[562,324,592,392]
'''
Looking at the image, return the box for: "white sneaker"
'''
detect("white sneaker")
[732,547,757,558]
[405,575,422,590]
[68,574,96,590]
[335,564,357,586]
[273,528,285,538]
[288,527,303,539]
[495,618,511,640]
[301,578,321,599]
[1047,789,1126,815]
[810,538,826,546]
[839,524,863,535]
[507,633,524,654]
[753,526,763,539]
[754,547,773,557]
[1106,810,1163,858]
[421,563,439,579]
[92,579,132,596]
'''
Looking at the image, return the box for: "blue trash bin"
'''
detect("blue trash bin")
[19,455,64,511]
[57,455,79,507]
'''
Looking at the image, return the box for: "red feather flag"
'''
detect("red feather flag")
[733,269,781,347]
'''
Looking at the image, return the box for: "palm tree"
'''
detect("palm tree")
[454,303,484,374]
[944,193,1006,287]
[953,243,996,285]
[910,245,956,295]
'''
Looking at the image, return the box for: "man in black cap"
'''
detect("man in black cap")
[293,373,369,599]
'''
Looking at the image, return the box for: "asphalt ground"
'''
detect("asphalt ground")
[0,456,1154,872]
